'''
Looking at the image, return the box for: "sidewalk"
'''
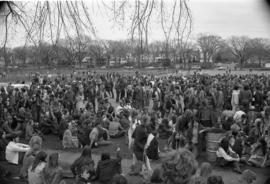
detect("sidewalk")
[45,148,268,184]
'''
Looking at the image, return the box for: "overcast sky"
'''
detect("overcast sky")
[83,0,270,42]
[189,0,270,39]
[2,0,270,47]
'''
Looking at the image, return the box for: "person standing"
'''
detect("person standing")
[132,117,148,167]
[239,84,252,113]
[231,85,240,113]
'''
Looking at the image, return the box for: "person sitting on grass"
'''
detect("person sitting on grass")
[75,165,92,184]
[42,153,63,184]
[109,118,125,138]
[191,162,212,184]
[2,114,22,140]
[71,146,95,182]
[77,119,92,147]
[216,137,242,173]
[5,134,30,165]
[95,147,122,184]
[89,121,111,148]
[20,135,43,179]
[232,111,247,132]
[248,138,270,167]
[229,131,244,159]
[62,122,79,149]
[28,151,47,184]
[162,148,198,184]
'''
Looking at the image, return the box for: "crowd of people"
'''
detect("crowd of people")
[0,70,270,184]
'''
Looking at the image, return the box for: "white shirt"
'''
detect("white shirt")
[145,133,155,150]
[6,142,30,164]
[231,90,240,105]
[233,110,246,123]
[216,147,237,162]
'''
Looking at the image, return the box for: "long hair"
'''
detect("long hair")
[219,138,229,153]
[43,153,60,179]
[199,162,212,178]
[31,151,47,172]
[80,146,92,159]
[29,135,42,153]
[71,146,94,176]
[162,148,197,184]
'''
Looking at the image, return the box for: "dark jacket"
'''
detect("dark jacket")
[95,152,122,184]
[0,138,8,161]
[146,136,159,160]
[132,125,147,161]
[239,90,252,106]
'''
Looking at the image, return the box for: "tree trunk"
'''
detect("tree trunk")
[3,47,8,73]
[203,52,207,63]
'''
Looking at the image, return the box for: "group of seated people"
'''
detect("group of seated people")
[1,129,269,184]
[1,72,270,184]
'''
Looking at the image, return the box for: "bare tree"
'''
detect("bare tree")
[228,36,252,66]
[197,34,223,63]
[249,38,270,66]
[1,0,192,69]
[104,0,192,67]
[0,1,96,68]
[160,0,192,64]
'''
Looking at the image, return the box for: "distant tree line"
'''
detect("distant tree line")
[2,34,269,68]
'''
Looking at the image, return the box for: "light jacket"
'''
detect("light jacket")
[6,141,30,164]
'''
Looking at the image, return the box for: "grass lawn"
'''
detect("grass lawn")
[31,134,168,160]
